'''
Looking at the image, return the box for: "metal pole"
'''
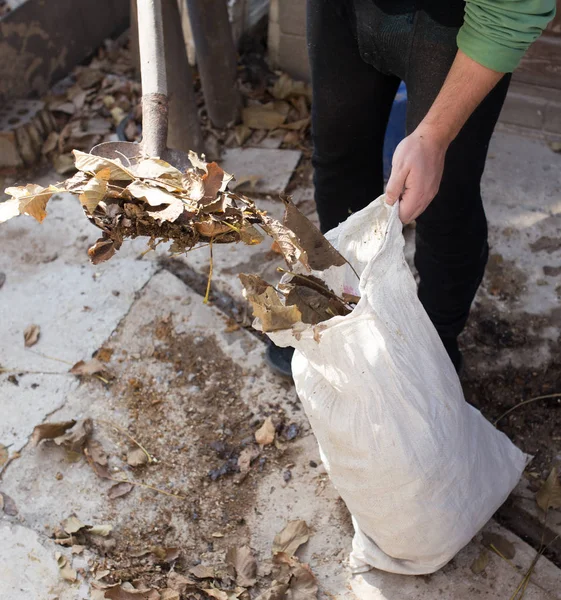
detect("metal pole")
[185,0,241,128]
[162,0,204,153]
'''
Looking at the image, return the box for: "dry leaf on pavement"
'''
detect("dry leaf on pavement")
[54,418,93,452]
[56,553,77,582]
[255,417,276,446]
[62,515,85,534]
[104,585,159,600]
[236,445,260,482]
[0,492,18,516]
[70,358,106,376]
[536,467,561,512]
[203,589,229,600]
[85,438,111,479]
[226,545,258,587]
[273,553,318,600]
[24,324,41,347]
[87,523,113,536]
[160,590,180,600]
[108,481,134,500]
[470,549,490,574]
[242,104,287,130]
[167,572,197,593]
[31,420,76,446]
[272,521,310,557]
[189,565,215,579]
[127,447,148,467]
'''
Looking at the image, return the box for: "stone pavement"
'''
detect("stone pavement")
[1,131,560,599]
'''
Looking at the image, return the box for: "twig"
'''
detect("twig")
[95,419,152,464]
[494,393,561,426]
[106,476,187,499]
[28,350,74,366]
[204,239,213,304]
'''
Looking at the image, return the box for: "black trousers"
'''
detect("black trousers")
[307,0,511,347]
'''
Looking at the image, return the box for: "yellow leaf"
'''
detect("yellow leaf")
[4,184,57,223]
[242,104,287,130]
[79,175,108,213]
[127,181,177,206]
[132,158,183,182]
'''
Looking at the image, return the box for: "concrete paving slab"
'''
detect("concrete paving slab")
[220,147,301,194]
[0,522,75,600]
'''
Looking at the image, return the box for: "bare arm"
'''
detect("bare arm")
[385,50,503,223]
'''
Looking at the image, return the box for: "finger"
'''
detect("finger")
[385,167,407,205]
[397,174,422,224]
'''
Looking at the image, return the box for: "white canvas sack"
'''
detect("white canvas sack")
[266,196,526,575]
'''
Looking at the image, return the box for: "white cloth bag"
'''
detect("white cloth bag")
[267,196,526,575]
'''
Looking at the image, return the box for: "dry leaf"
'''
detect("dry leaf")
[150,546,181,563]
[104,585,158,600]
[161,590,180,600]
[70,358,105,376]
[31,420,76,446]
[255,417,276,446]
[281,118,310,131]
[255,582,289,600]
[470,549,490,574]
[56,553,77,582]
[189,565,215,579]
[133,158,183,182]
[95,347,114,363]
[147,199,186,223]
[203,589,228,600]
[88,238,117,265]
[226,546,257,587]
[242,104,287,130]
[481,532,516,559]
[239,225,264,246]
[286,563,317,600]
[201,162,233,205]
[167,572,197,593]
[87,523,113,536]
[54,418,93,452]
[5,184,58,222]
[108,481,134,499]
[42,131,59,154]
[53,153,77,175]
[0,199,20,223]
[235,124,252,145]
[127,448,148,467]
[73,150,134,181]
[86,438,109,467]
[270,74,312,101]
[0,444,8,467]
[62,515,85,534]
[236,445,260,482]
[240,274,303,333]
[282,198,346,271]
[24,324,41,347]
[272,521,310,557]
[0,492,18,516]
[260,215,309,270]
[127,181,178,206]
[79,172,109,213]
[536,467,561,512]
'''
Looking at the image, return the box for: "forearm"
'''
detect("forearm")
[416,50,503,146]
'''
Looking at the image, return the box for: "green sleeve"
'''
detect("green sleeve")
[457,0,556,72]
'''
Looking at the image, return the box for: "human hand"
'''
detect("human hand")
[385,126,449,223]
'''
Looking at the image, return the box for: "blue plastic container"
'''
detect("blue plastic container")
[383,81,407,181]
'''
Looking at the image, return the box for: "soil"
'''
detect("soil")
[78,320,303,594]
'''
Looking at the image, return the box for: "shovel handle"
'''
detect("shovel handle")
[137,0,168,156]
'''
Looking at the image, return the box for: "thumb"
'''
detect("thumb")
[385,167,407,205]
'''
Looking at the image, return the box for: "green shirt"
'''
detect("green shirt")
[458,0,556,72]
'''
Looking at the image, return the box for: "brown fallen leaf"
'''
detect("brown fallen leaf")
[0,443,9,467]
[282,197,346,272]
[0,492,18,516]
[95,347,114,363]
[127,447,148,467]
[54,418,93,452]
[203,589,229,600]
[255,417,276,446]
[70,358,105,376]
[240,274,303,333]
[481,531,516,560]
[255,582,290,600]
[150,546,181,563]
[470,549,490,574]
[236,445,260,482]
[167,571,197,593]
[108,481,134,500]
[31,420,76,446]
[272,521,310,557]
[536,467,561,512]
[201,162,232,205]
[85,438,111,479]
[24,324,41,347]
[160,590,180,600]
[4,184,58,223]
[226,545,257,587]
[104,585,159,600]
[87,523,113,537]
[189,565,215,579]
[259,215,309,271]
[79,169,110,213]
[88,238,118,265]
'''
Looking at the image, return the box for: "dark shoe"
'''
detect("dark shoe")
[441,337,464,376]
[265,343,295,379]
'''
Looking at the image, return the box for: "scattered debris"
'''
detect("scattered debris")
[255,417,276,446]
[0,492,18,516]
[70,358,107,376]
[127,447,149,467]
[482,532,516,559]
[108,481,134,499]
[30,420,77,446]
[23,324,41,347]
[56,552,77,582]
[0,443,8,467]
